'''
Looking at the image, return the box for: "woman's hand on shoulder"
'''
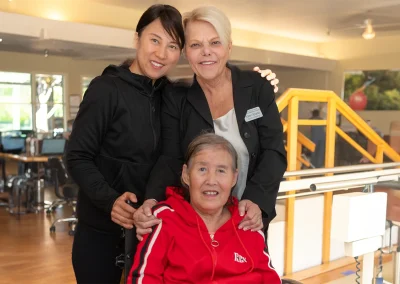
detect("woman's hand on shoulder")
[133,199,161,241]
[253,66,279,93]
[238,199,263,232]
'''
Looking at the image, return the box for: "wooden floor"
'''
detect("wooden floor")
[0,187,396,284]
[0,189,76,284]
[300,254,393,284]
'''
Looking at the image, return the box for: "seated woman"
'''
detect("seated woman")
[128,133,280,284]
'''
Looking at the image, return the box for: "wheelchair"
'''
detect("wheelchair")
[114,201,138,283]
[118,200,303,284]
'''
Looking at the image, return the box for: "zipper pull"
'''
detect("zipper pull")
[210,234,219,248]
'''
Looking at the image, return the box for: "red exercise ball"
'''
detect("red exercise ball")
[349,91,367,110]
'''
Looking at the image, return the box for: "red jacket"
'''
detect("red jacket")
[128,187,281,284]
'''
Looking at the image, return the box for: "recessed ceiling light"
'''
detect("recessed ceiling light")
[362,19,376,40]
[0,38,3,43]
[48,12,63,21]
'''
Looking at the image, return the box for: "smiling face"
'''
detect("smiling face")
[184,20,232,81]
[131,18,181,80]
[182,146,238,215]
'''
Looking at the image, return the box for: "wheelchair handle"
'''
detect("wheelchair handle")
[125,200,140,209]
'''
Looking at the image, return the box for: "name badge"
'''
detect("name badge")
[245,107,263,122]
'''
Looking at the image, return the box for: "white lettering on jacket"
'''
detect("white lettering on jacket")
[234,252,247,263]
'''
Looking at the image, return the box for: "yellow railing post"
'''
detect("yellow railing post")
[322,96,337,264]
[297,142,302,170]
[285,96,299,275]
[376,145,384,164]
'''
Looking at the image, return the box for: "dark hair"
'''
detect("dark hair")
[120,58,134,66]
[136,4,185,50]
[311,109,320,118]
[181,133,238,205]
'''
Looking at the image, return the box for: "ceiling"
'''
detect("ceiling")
[0,32,261,70]
[0,32,135,62]
[1,0,400,63]
[91,0,400,41]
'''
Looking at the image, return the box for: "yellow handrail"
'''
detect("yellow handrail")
[284,145,311,168]
[276,88,400,275]
[281,118,316,152]
[277,88,400,163]
[276,89,293,112]
[335,100,400,162]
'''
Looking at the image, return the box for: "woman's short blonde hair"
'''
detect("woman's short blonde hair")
[183,6,232,46]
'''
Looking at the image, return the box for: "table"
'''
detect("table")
[0,153,54,163]
[1,153,47,187]
[0,152,61,193]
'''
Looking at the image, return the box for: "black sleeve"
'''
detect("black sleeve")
[145,85,184,201]
[66,77,121,213]
[241,80,287,222]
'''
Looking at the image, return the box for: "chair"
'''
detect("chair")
[0,158,8,206]
[47,156,78,236]
[7,175,30,217]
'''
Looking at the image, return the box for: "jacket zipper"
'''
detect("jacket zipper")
[209,234,218,280]
[149,90,156,151]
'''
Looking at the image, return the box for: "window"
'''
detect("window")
[0,72,65,133]
[35,74,64,132]
[82,76,94,97]
[0,72,32,132]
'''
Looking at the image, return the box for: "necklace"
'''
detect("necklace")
[210,234,219,248]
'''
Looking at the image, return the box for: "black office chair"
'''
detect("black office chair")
[7,175,30,217]
[0,143,7,206]
[47,157,78,236]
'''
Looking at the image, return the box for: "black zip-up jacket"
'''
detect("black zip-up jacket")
[66,64,166,234]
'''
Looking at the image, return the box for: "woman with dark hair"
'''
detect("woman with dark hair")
[67,5,185,284]
[128,133,281,284]
[67,4,279,283]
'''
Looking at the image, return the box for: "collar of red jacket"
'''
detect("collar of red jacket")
[163,186,256,276]
[164,186,244,230]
